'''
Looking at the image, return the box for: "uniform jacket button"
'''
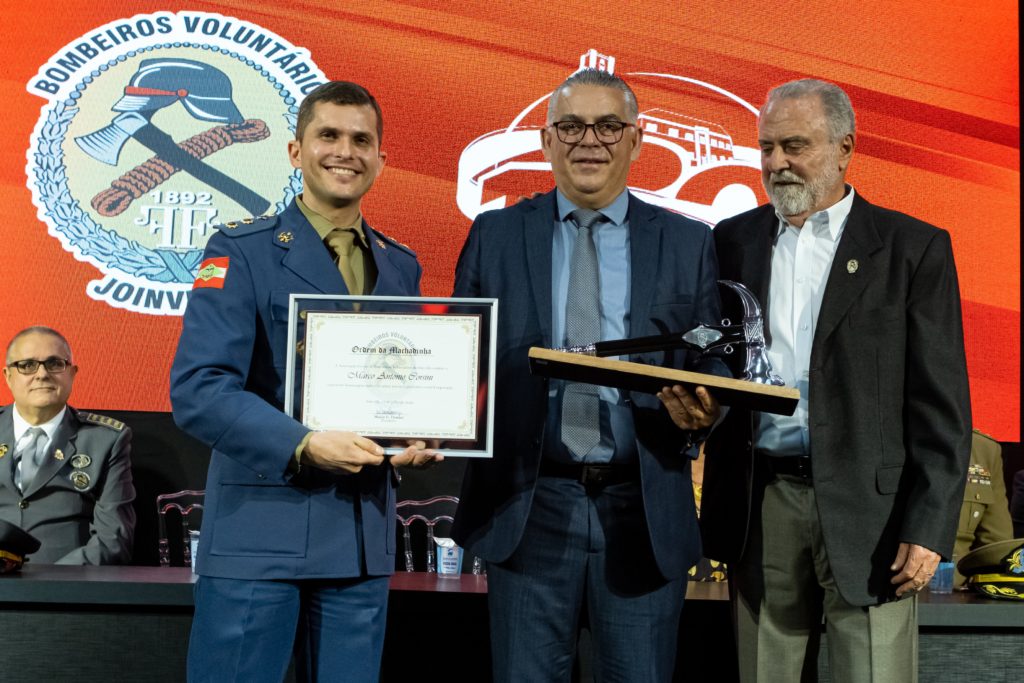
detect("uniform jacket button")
[19,499,29,509]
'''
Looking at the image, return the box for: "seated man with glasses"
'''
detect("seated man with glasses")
[0,326,135,564]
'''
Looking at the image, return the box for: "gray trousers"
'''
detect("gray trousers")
[733,474,918,683]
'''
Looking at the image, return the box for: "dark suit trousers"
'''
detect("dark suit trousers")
[187,574,390,683]
[486,476,685,683]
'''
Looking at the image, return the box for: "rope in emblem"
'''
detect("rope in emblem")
[91,118,270,217]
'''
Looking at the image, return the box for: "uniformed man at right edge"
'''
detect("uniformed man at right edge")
[683,79,972,682]
[953,430,1013,586]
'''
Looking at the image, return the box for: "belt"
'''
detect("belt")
[538,459,640,487]
[758,451,813,480]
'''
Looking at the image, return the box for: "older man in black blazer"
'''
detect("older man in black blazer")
[685,79,971,681]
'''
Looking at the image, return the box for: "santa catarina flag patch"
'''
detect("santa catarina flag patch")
[193,256,229,289]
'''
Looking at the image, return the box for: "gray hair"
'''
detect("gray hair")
[5,326,73,363]
[547,68,639,124]
[764,79,856,142]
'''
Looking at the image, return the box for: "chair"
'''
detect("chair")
[396,496,484,574]
[156,489,205,567]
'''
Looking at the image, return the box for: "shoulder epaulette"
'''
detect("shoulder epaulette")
[973,428,998,444]
[216,214,280,237]
[372,229,416,257]
[80,412,126,431]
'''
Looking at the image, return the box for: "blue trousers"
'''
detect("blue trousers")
[187,574,390,683]
[487,476,686,683]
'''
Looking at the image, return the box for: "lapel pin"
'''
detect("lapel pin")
[70,454,91,468]
[278,231,294,243]
[55,449,65,461]
[70,471,91,490]
[847,259,859,274]
[0,444,7,459]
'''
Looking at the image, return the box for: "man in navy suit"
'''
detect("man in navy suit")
[171,81,439,683]
[452,68,728,682]
[694,79,972,681]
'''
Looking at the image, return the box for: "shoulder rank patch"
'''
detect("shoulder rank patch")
[80,412,126,431]
[194,256,229,289]
[216,214,280,238]
[372,229,416,257]
[973,428,998,443]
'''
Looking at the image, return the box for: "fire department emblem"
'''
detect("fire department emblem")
[25,11,326,315]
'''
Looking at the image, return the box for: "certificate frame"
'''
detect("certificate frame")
[285,295,497,458]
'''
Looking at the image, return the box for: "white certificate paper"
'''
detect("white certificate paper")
[302,312,480,439]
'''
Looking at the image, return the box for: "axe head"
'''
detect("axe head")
[74,112,149,166]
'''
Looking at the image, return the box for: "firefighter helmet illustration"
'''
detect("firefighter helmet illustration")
[76,59,246,166]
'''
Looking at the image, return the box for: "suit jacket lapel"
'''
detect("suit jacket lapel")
[0,408,16,493]
[277,202,347,294]
[747,209,776,306]
[23,408,77,497]
[628,195,659,337]
[525,193,555,347]
[813,195,883,346]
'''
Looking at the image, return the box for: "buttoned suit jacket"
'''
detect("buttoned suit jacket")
[451,190,728,580]
[0,404,135,564]
[170,199,422,580]
[701,193,972,606]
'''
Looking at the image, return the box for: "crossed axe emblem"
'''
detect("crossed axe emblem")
[75,58,271,217]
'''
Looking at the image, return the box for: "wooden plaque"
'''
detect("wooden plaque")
[528,347,800,416]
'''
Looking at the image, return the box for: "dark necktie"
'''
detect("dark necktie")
[561,208,604,457]
[14,427,46,492]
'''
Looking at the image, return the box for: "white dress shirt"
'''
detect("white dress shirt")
[755,187,856,456]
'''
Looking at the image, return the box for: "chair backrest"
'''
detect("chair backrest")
[396,496,457,573]
[156,489,205,567]
[396,495,484,574]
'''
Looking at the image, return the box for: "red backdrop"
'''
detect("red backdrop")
[1,1,1018,440]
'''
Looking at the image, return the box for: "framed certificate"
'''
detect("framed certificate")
[285,295,497,457]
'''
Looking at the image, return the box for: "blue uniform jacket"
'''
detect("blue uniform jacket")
[170,200,422,580]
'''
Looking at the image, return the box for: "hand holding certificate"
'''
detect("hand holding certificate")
[285,295,497,457]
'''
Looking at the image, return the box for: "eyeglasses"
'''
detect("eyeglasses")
[549,120,636,144]
[7,357,70,375]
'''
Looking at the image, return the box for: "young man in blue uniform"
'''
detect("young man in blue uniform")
[171,81,440,683]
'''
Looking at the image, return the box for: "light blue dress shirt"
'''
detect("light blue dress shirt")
[546,189,637,464]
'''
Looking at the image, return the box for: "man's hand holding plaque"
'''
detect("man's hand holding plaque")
[656,385,721,431]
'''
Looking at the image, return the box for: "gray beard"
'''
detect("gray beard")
[768,181,815,216]
[765,152,841,218]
